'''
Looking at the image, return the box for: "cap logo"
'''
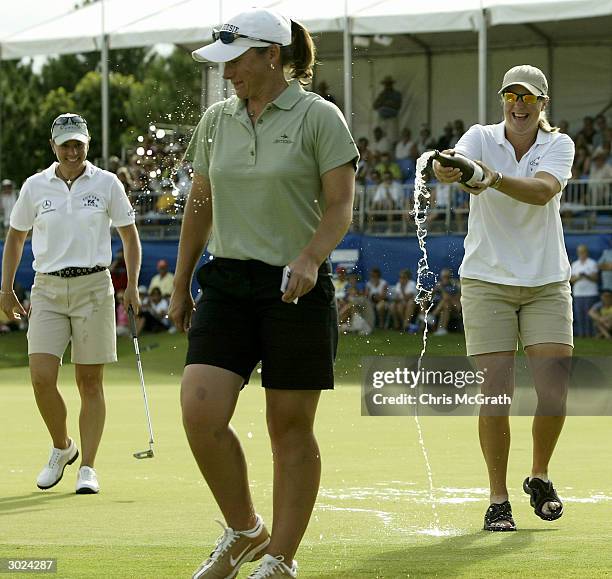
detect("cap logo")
[221,23,239,33]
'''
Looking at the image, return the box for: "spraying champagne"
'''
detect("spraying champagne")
[432,150,484,188]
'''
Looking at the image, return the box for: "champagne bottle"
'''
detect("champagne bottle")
[432,150,484,188]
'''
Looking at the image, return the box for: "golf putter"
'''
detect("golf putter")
[128,305,155,459]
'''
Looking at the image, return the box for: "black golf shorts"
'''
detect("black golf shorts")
[186,258,338,389]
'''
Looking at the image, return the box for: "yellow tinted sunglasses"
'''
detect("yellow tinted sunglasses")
[502,91,541,105]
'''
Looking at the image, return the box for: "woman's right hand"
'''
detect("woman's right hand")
[168,288,195,333]
[432,149,462,184]
[0,290,27,321]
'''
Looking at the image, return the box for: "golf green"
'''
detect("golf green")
[1,331,611,578]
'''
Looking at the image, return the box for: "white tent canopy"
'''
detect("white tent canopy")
[1,0,611,168]
[3,0,611,57]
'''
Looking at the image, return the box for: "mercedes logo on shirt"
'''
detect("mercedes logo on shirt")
[42,200,52,210]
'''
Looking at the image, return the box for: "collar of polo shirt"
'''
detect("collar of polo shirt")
[43,160,96,182]
[226,79,303,117]
[494,121,552,146]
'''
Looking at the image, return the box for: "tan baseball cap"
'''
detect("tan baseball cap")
[499,65,548,96]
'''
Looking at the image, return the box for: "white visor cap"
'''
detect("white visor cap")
[192,8,292,64]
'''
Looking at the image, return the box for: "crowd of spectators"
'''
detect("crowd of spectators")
[333,75,612,232]
[1,91,610,236]
[110,253,176,336]
[333,245,612,340]
[334,265,463,337]
[109,127,193,223]
[570,244,612,338]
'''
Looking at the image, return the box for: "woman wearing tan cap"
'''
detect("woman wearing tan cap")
[433,65,575,531]
[0,113,141,495]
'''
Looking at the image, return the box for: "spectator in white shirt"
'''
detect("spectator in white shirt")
[365,267,389,329]
[395,128,417,161]
[587,147,612,204]
[1,179,17,230]
[391,269,417,330]
[137,287,170,333]
[370,172,404,231]
[570,244,599,336]
[371,126,393,156]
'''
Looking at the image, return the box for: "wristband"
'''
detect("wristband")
[491,171,503,190]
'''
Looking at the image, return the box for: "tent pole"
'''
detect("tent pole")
[201,66,207,112]
[101,0,109,170]
[547,40,554,121]
[478,9,488,125]
[426,50,432,130]
[0,49,3,182]
[343,11,353,130]
[101,33,109,170]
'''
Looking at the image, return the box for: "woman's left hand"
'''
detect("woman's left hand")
[461,160,498,194]
[283,253,319,303]
[122,285,141,316]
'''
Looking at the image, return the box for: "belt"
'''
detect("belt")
[46,266,107,278]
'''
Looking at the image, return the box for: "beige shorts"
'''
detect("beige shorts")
[460,277,573,356]
[28,270,117,364]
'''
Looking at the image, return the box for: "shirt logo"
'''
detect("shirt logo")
[83,194,102,208]
[274,133,293,144]
[41,199,55,215]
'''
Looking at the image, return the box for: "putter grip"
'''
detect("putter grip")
[128,305,138,338]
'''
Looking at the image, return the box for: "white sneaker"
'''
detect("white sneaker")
[247,554,298,578]
[36,439,79,490]
[192,515,270,579]
[76,466,100,494]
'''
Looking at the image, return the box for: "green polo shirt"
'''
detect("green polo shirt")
[184,80,359,266]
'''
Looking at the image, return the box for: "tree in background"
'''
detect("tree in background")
[0,60,44,185]
[0,46,202,185]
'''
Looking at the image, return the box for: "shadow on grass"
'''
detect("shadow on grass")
[0,491,78,514]
[310,528,559,578]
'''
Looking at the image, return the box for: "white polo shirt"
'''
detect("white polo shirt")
[455,122,574,287]
[10,161,135,273]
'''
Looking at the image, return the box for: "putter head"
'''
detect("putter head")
[133,449,154,459]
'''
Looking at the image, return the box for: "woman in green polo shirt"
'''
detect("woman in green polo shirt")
[169,8,358,579]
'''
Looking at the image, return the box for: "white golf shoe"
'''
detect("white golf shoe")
[76,466,100,494]
[36,438,79,490]
[247,555,298,578]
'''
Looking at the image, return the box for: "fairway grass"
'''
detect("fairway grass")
[1,332,611,577]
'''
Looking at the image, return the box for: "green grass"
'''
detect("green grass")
[1,331,611,578]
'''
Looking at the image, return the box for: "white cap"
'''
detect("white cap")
[498,65,548,96]
[51,113,90,145]
[192,8,292,64]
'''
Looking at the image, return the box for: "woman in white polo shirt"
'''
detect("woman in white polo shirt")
[169,8,357,579]
[433,65,575,532]
[0,113,141,495]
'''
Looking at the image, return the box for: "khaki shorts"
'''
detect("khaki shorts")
[28,270,117,364]
[460,277,573,356]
